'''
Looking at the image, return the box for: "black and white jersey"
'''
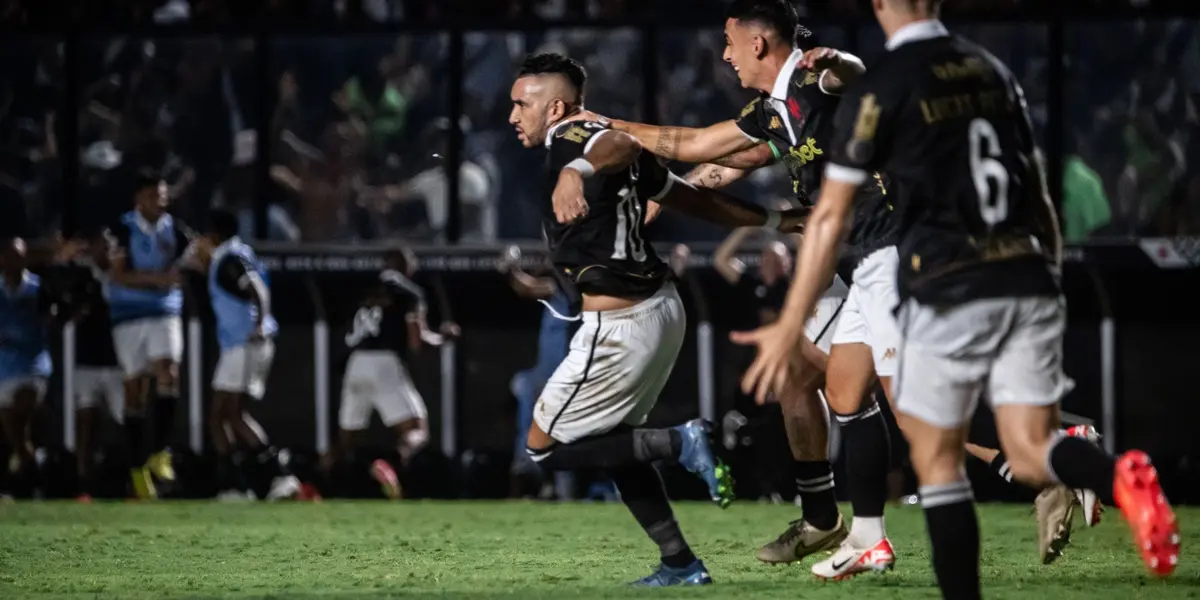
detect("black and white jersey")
[345,269,424,358]
[735,50,897,259]
[542,120,672,301]
[826,21,1059,306]
[44,262,119,368]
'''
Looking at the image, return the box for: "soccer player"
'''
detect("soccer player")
[106,170,193,500]
[510,53,809,586]
[584,0,899,572]
[330,246,455,499]
[0,237,51,498]
[202,208,298,501]
[735,1,1180,596]
[67,231,126,502]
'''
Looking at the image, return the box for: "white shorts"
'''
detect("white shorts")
[534,282,686,445]
[0,377,47,408]
[339,350,427,430]
[212,341,276,400]
[832,246,902,377]
[893,296,1075,430]
[112,316,184,377]
[804,275,850,355]
[76,366,125,422]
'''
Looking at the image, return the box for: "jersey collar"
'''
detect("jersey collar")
[770,49,806,101]
[544,120,573,148]
[134,211,168,236]
[885,19,950,51]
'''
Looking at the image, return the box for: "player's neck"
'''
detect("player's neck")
[754,47,797,94]
[882,14,940,42]
[136,208,162,224]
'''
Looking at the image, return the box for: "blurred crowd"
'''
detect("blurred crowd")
[1,11,1197,243]
[2,0,1162,27]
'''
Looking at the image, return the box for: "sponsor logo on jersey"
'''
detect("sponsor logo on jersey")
[802,71,821,87]
[882,348,896,360]
[781,137,824,171]
[769,116,783,130]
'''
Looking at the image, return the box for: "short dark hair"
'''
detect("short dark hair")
[134,167,164,192]
[726,0,819,51]
[206,208,240,241]
[517,53,587,103]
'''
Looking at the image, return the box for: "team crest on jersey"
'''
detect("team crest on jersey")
[802,71,821,87]
[741,98,760,118]
[786,97,802,120]
[769,116,782,130]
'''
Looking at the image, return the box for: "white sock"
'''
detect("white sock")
[848,516,885,547]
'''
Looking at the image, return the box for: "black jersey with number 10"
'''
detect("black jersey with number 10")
[541,120,672,301]
[828,30,1059,306]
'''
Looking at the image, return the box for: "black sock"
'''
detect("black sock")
[533,428,682,472]
[793,460,838,530]
[126,414,150,467]
[921,481,981,600]
[835,402,890,519]
[153,395,178,452]
[1049,436,1117,506]
[988,451,1014,483]
[611,462,697,568]
[216,454,240,491]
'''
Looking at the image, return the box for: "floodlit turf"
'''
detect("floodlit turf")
[0,500,1196,599]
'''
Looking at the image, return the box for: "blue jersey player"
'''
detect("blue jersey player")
[105,172,194,499]
[201,209,296,501]
[0,237,52,496]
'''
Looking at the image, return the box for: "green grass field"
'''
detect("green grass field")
[0,501,1196,599]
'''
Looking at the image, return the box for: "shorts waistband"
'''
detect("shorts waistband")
[581,282,678,325]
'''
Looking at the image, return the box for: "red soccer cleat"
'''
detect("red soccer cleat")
[76,494,93,504]
[370,459,403,500]
[1113,451,1180,577]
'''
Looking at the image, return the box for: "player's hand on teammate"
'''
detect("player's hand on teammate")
[563,108,609,126]
[553,170,590,224]
[496,245,521,274]
[798,47,842,72]
[730,320,807,405]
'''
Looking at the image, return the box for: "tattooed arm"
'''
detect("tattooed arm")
[685,144,776,190]
[609,118,758,164]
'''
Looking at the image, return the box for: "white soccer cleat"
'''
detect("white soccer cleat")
[267,475,303,501]
[811,537,895,580]
[1065,425,1104,527]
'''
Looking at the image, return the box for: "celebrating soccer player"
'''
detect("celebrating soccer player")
[734,0,1180,596]
[105,170,192,500]
[510,52,813,586]
[580,0,900,575]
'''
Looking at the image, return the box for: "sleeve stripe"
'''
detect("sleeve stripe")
[649,171,682,202]
[825,164,869,185]
[582,129,611,154]
[817,70,841,96]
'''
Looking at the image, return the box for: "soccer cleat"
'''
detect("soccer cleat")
[630,559,713,587]
[216,489,257,502]
[1113,451,1180,577]
[370,459,403,500]
[756,515,849,564]
[146,450,176,483]
[266,475,302,501]
[1066,425,1104,527]
[76,494,93,504]
[297,482,323,502]
[672,419,734,508]
[130,467,158,500]
[1036,486,1075,564]
[811,537,895,580]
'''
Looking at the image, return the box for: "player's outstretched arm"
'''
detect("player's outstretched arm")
[654,174,808,232]
[609,118,758,164]
[684,144,776,190]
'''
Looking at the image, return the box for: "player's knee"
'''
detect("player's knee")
[823,379,871,416]
[999,431,1054,486]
